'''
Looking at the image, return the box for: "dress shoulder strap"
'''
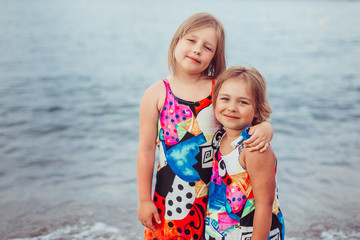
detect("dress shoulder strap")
[162,78,171,91]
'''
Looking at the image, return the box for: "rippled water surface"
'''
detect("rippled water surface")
[1,0,360,239]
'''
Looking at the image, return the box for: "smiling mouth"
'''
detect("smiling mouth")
[224,114,239,120]
[187,56,200,63]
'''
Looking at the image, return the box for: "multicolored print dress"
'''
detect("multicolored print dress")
[144,78,220,240]
[205,128,285,240]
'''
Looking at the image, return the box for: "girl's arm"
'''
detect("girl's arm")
[137,82,164,232]
[242,147,276,240]
[244,121,273,153]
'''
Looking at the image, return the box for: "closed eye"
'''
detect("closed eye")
[204,45,212,51]
[239,100,250,105]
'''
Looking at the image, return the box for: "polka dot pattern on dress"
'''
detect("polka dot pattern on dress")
[165,176,196,220]
[226,186,247,213]
[159,80,194,145]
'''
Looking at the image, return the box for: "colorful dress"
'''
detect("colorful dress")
[144,78,220,240]
[205,128,285,240]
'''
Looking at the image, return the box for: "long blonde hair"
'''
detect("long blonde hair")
[213,66,272,125]
[168,12,226,78]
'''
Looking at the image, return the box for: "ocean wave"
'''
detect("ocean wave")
[287,229,360,240]
[9,222,124,240]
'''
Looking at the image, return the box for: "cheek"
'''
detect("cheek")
[204,52,215,63]
[251,105,258,117]
[174,45,181,58]
[214,104,226,122]
[214,105,222,118]
[214,107,220,118]
[174,41,185,56]
[247,107,257,120]
[214,102,222,112]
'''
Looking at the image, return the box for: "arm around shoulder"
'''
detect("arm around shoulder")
[245,121,273,153]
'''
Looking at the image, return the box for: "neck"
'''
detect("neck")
[171,71,208,85]
[223,128,244,142]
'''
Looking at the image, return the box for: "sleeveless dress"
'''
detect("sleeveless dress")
[144,78,220,240]
[204,128,285,240]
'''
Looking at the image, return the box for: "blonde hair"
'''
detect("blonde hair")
[168,12,226,78]
[213,66,272,125]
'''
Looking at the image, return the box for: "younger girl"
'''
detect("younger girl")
[137,13,273,240]
[205,66,285,239]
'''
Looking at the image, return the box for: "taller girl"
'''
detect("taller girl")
[137,12,272,240]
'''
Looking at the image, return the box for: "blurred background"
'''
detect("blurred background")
[0,0,359,239]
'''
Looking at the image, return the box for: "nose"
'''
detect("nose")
[193,44,201,55]
[227,101,237,112]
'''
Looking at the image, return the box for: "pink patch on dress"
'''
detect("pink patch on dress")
[218,211,239,231]
[160,83,193,145]
[210,162,221,185]
[226,186,247,213]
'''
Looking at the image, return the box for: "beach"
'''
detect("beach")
[1,0,360,239]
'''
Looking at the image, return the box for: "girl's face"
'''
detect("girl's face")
[215,78,257,133]
[174,27,217,76]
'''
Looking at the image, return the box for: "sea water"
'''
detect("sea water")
[1,0,360,239]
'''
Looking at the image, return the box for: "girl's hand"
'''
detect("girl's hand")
[244,122,273,153]
[138,200,161,232]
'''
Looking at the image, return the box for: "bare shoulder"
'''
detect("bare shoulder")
[141,80,166,112]
[143,80,165,97]
[243,147,276,170]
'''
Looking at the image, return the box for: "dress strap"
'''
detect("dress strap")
[230,126,252,148]
[161,78,173,107]
[162,78,171,92]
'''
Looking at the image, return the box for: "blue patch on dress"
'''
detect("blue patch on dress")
[164,133,207,182]
[208,181,227,211]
